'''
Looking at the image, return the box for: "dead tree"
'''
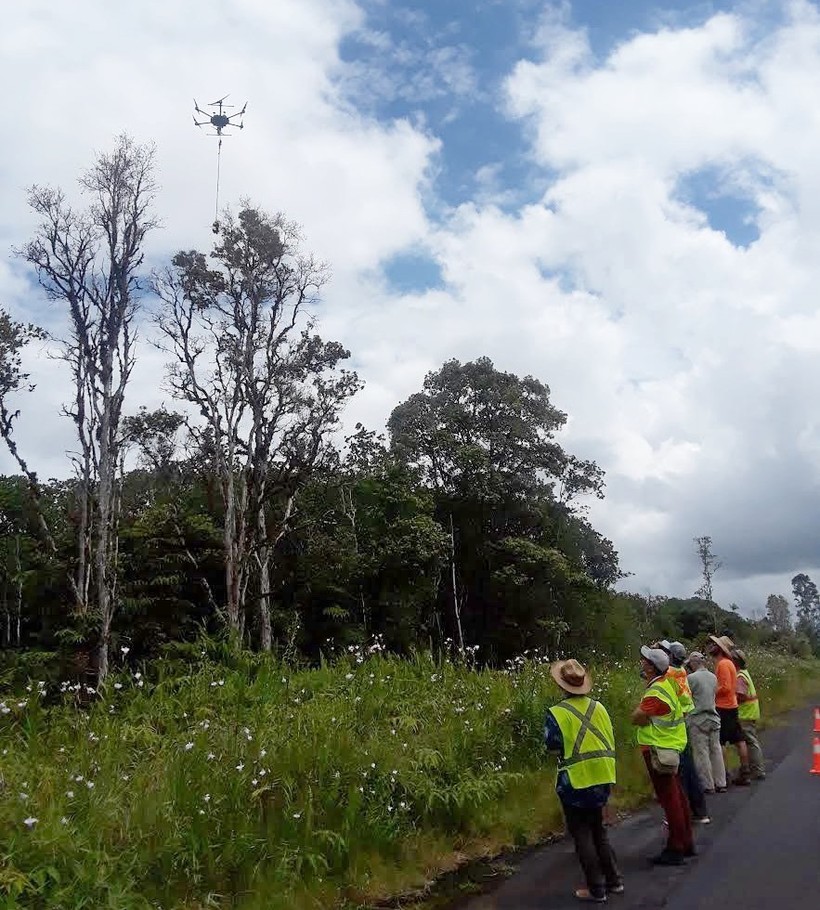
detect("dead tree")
[694,535,722,632]
[154,208,361,649]
[17,135,158,680]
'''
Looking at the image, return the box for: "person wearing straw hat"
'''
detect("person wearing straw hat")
[545,658,623,903]
[732,648,766,780]
[632,645,694,866]
[707,635,751,786]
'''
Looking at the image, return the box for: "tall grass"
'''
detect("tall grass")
[0,646,817,909]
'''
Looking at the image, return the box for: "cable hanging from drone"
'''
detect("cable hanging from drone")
[193,95,247,233]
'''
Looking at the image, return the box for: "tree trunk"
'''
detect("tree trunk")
[97,615,110,684]
[94,371,115,683]
[449,513,465,654]
[14,535,22,648]
[257,508,272,652]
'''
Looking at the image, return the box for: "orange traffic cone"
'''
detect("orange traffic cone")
[814,707,820,734]
[811,736,820,775]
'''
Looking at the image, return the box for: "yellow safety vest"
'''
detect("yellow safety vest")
[636,676,687,752]
[737,669,760,721]
[549,696,617,789]
[666,666,695,715]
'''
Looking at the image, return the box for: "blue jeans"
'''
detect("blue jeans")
[679,741,708,818]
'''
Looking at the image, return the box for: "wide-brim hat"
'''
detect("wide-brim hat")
[709,634,735,656]
[550,658,592,696]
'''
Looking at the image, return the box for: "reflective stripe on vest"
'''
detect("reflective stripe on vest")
[737,669,761,721]
[636,676,688,752]
[549,696,617,789]
[667,667,695,715]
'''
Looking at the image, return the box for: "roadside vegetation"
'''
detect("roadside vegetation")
[1,642,817,910]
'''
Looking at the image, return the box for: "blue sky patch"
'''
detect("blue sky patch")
[382,251,444,294]
[676,165,761,247]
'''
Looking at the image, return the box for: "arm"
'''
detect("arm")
[632,706,651,726]
[544,710,564,752]
[736,674,753,703]
[632,695,669,726]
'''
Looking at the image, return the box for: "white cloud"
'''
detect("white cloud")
[6,0,820,612]
[1,0,437,472]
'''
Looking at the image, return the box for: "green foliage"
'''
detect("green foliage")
[0,646,816,909]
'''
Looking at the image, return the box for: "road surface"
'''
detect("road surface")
[459,705,820,909]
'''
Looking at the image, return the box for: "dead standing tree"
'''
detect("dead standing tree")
[15,135,158,680]
[694,534,722,633]
[154,208,360,649]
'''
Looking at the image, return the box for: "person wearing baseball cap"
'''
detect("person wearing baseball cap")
[684,651,727,793]
[545,658,623,903]
[632,645,694,865]
[663,642,710,823]
[707,635,751,785]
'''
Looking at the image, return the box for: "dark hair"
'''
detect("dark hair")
[732,650,747,670]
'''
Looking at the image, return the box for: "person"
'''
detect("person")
[632,646,694,866]
[684,651,727,793]
[733,648,766,780]
[662,642,710,823]
[545,658,623,904]
[707,635,751,785]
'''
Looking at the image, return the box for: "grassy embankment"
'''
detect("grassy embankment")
[0,646,817,909]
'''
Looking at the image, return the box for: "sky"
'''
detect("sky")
[3,0,820,615]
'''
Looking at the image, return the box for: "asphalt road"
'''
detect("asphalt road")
[459,706,820,909]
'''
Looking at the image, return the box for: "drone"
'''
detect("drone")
[193,95,247,136]
[193,94,248,232]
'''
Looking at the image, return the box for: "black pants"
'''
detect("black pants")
[562,803,622,898]
[679,740,708,819]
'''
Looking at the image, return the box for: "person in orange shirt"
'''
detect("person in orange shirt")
[707,635,751,786]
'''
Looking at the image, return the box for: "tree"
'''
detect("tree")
[154,208,360,649]
[388,357,603,503]
[791,573,820,647]
[693,535,721,632]
[389,358,609,655]
[765,593,792,633]
[15,135,158,680]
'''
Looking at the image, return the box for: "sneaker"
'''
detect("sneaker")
[607,883,625,895]
[650,850,686,866]
[574,888,607,903]
[694,815,711,824]
[715,786,728,793]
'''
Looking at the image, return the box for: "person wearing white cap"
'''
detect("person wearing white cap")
[632,645,694,865]
[684,651,727,793]
[545,658,623,903]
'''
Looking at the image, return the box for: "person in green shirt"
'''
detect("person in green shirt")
[733,649,766,780]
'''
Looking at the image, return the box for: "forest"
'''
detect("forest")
[1,136,818,688]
